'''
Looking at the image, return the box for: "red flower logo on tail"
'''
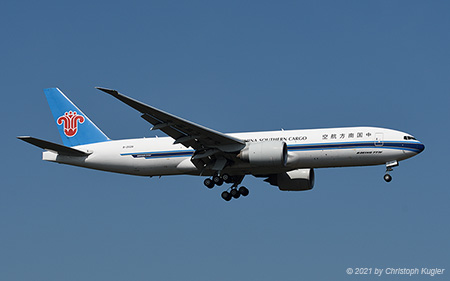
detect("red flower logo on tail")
[57,111,85,137]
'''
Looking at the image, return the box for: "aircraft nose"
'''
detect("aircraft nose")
[417,142,425,153]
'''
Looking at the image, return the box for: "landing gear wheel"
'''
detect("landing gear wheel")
[204,178,214,189]
[230,189,240,199]
[221,191,232,201]
[213,175,224,186]
[384,174,392,182]
[222,173,232,183]
[239,186,249,196]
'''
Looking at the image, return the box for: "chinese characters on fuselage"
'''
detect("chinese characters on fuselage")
[322,132,372,140]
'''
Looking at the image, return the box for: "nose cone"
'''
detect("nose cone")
[417,142,425,153]
[412,140,425,154]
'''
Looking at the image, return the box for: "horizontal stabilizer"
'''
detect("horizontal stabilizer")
[17,136,90,156]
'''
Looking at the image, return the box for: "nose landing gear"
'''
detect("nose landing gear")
[384,174,392,182]
[384,160,398,182]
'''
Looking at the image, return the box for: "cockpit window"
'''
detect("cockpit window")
[404,136,417,140]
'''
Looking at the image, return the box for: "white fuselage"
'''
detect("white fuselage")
[43,126,424,177]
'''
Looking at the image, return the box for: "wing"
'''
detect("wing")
[96,87,246,154]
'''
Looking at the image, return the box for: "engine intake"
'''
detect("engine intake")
[238,141,287,167]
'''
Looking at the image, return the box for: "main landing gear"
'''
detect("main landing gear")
[204,174,249,201]
[384,160,398,183]
[221,186,250,202]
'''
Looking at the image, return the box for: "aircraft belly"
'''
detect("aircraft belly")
[84,153,142,175]
[129,157,194,176]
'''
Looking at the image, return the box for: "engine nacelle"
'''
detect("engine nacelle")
[238,141,287,167]
[265,168,315,191]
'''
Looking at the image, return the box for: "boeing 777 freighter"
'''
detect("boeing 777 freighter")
[18,88,425,201]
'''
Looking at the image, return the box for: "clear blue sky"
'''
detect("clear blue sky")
[2,1,449,280]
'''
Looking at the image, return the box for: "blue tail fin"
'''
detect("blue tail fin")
[44,88,110,147]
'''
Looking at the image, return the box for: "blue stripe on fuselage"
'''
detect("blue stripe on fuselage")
[121,150,194,159]
[288,141,424,153]
[120,141,424,159]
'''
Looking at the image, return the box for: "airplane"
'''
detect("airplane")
[18,88,425,201]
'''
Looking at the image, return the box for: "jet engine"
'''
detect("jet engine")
[238,141,287,167]
[264,168,315,191]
